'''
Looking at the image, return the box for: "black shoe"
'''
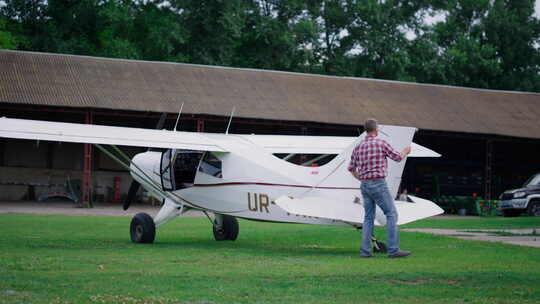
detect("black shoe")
[388,250,411,258]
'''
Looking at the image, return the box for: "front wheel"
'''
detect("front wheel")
[528,201,540,217]
[213,215,239,241]
[130,213,156,243]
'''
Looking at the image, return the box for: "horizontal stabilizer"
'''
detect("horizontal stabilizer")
[395,195,444,225]
[275,196,374,225]
[275,195,443,226]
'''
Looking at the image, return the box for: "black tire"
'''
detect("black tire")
[130,213,156,243]
[502,210,521,217]
[373,240,387,254]
[527,201,540,217]
[213,215,239,241]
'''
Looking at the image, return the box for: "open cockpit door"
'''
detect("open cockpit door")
[160,149,204,191]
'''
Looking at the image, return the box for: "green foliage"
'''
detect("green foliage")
[0,17,17,49]
[1,214,540,303]
[0,0,539,92]
[483,0,540,92]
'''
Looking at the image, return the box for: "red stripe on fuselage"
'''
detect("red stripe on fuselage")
[193,182,358,190]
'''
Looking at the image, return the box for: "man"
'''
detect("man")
[348,118,411,258]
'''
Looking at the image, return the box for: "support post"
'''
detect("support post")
[197,119,205,132]
[0,139,4,167]
[484,139,493,201]
[82,110,93,208]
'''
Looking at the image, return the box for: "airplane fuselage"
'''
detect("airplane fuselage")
[131,150,354,226]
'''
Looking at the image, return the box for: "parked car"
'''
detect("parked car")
[499,173,540,217]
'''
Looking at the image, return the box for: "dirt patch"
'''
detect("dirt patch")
[404,228,540,248]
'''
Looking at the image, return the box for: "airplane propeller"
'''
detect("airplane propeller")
[123,113,168,210]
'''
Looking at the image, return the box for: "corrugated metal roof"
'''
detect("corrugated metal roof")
[1,50,539,138]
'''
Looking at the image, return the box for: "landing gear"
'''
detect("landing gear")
[357,226,387,254]
[213,214,239,241]
[130,213,156,243]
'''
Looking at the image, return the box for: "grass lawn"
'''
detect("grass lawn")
[1,214,540,304]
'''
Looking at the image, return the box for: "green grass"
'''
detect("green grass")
[1,214,540,304]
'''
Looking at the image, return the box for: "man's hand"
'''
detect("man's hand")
[350,169,361,181]
[400,146,411,159]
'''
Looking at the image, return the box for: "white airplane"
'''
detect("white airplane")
[0,116,443,251]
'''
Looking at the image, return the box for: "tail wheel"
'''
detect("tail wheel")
[130,213,156,243]
[213,215,239,241]
[528,201,540,217]
[373,240,387,254]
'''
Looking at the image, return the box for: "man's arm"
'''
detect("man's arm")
[383,140,411,162]
[399,146,412,159]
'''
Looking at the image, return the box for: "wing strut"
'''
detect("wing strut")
[94,144,167,205]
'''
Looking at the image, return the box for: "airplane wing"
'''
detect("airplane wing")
[0,118,438,157]
[274,195,443,226]
[239,134,440,157]
[0,117,227,151]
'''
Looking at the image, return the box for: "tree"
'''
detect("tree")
[0,0,538,92]
[411,0,502,89]
[0,17,17,49]
[346,0,435,81]
[95,0,140,59]
[132,2,188,62]
[234,0,319,72]
[302,0,356,75]
[0,0,48,51]
[484,0,540,92]
[169,0,248,66]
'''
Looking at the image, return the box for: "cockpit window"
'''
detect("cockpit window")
[160,149,203,191]
[198,152,222,178]
[273,153,337,167]
[174,152,203,189]
[161,149,174,191]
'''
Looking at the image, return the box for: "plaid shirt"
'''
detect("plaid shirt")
[348,135,403,180]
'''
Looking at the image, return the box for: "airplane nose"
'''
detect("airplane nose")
[130,151,161,185]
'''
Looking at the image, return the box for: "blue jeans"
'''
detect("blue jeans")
[360,179,399,255]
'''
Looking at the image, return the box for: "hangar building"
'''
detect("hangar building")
[1,50,539,206]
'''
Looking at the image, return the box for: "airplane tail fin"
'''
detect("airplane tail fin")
[275,126,443,226]
[314,125,417,199]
